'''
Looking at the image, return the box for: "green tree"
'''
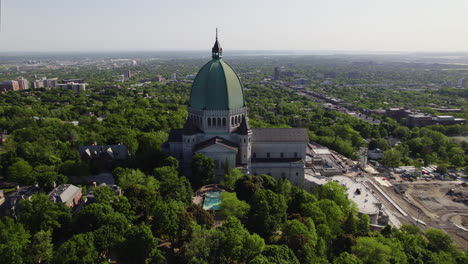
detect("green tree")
[32,165,67,192]
[151,199,184,241]
[319,181,354,216]
[393,127,411,138]
[0,217,31,264]
[117,224,166,264]
[73,203,129,235]
[436,164,448,174]
[344,212,358,235]
[252,245,300,264]
[182,225,223,264]
[248,189,287,238]
[135,131,169,172]
[222,168,243,190]
[7,158,33,185]
[58,160,90,177]
[352,237,392,264]
[219,192,250,220]
[30,230,54,264]
[280,218,318,262]
[316,199,345,235]
[18,194,71,235]
[357,214,370,236]
[235,174,264,202]
[190,153,215,187]
[187,204,214,227]
[383,149,401,167]
[368,138,391,151]
[54,233,99,264]
[334,252,362,264]
[154,166,193,205]
[425,228,454,252]
[113,167,146,189]
[218,216,265,263]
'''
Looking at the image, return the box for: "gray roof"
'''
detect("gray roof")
[79,144,128,160]
[194,137,238,152]
[49,184,81,204]
[252,128,308,142]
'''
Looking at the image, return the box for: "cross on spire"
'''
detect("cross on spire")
[212,28,222,59]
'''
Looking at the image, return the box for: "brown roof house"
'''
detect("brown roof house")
[79,144,129,172]
[49,184,82,208]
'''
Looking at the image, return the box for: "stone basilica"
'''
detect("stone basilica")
[162,33,308,185]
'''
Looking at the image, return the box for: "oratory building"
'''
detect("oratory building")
[162,33,308,185]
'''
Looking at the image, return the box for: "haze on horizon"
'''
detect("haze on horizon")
[1,0,467,53]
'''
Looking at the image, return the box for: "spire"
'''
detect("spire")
[236,115,251,135]
[212,28,222,59]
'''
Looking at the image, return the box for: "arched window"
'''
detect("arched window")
[222,118,226,126]
[213,118,216,126]
[231,117,234,125]
[235,116,238,124]
[217,118,221,127]
[208,118,211,126]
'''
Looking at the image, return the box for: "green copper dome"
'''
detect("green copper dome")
[189,33,245,110]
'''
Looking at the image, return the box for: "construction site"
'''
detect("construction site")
[366,173,468,249]
[305,143,468,249]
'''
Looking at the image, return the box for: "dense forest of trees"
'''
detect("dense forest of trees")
[2,163,467,263]
[0,80,466,263]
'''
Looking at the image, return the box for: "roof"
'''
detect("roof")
[49,184,81,204]
[194,137,238,152]
[168,129,183,142]
[252,128,308,142]
[79,144,128,160]
[167,120,201,142]
[251,158,303,163]
[312,148,332,155]
[234,116,251,135]
[189,58,245,110]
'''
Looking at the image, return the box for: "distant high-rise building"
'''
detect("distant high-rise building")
[324,72,337,79]
[17,78,29,90]
[56,83,87,92]
[0,81,20,93]
[155,75,164,82]
[62,79,84,84]
[33,80,44,89]
[123,70,132,81]
[457,78,466,88]
[43,78,58,88]
[171,72,177,81]
[273,67,280,80]
[294,78,310,85]
[33,77,58,89]
[132,60,137,66]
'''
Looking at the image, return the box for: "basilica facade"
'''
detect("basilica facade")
[162,34,308,185]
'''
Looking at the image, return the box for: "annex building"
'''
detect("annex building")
[162,33,308,185]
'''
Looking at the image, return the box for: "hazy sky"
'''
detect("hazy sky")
[1,0,467,52]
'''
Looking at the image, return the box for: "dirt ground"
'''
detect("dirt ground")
[373,178,468,250]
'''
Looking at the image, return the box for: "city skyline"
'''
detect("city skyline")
[1,0,468,52]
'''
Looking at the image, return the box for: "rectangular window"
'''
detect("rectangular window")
[294,152,298,158]
[214,160,220,169]
[280,152,284,158]
[253,153,256,158]
[267,153,270,158]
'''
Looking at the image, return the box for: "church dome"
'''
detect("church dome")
[189,33,246,110]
